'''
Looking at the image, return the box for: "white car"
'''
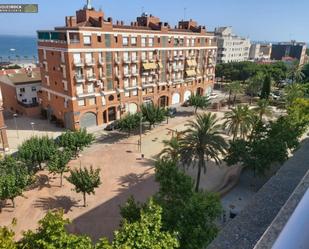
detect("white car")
[208,93,218,100]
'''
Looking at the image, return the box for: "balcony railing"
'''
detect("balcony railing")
[86,73,96,81]
[75,74,85,83]
[85,59,96,66]
[73,59,84,67]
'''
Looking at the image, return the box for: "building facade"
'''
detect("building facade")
[0,86,9,152]
[249,43,272,61]
[271,41,307,65]
[0,67,41,116]
[215,26,250,64]
[37,5,217,130]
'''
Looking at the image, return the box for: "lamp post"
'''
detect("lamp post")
[139,114,142,153]
[30,122,35,135]
[13,114,19,138]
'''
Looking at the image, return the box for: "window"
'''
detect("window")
[108,95,114,101]
[88,97,96,105]
[149,51,154,60]
[32,97,37,104]
[131,65,137,75]
[64,99,68,108]
[186,38,190,47]
[83,35,91,45]
[85,53,93,64]
[76,85,83,94]
[78,99,85,106]
[97,35,102,43]
[102,96,106,106]
[125,91,130,97]
[124,78,129,88]
[124,65,129,75]
[19,88,25,93]
[62,66,66,78]
[149,38,154,47]
[131,52,137,62]
[63,80,68,91]
[87,83,94,93]
[132,90,138,96]
[123,52,129,61]
[142,52,147,60]
[141,37,146,47]
[114,36,118,44]
[131,36,137,46]
[31,86,36,92]
[123,36,129,46]
[73,53,81,63]
[131,77,137,87]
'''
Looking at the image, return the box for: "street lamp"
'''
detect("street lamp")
[30,122,35,135]
[13,114,19,138]
[139,114,142,153]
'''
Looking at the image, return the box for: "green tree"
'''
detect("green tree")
[225,81,243,107]
[288,61,305,83]
[223,105,255,140]
[102,199,179,249]
[18,136,57,172]
[0,222,17,249]
[261,74,272,99]
[56,129,94,156]
[48,149,73,187]
[246,72,264,104]
[66,166,101,207]
[187,95,210,114]
[180,113,227,192]
[0,156,30,208]
[159,137,181,162]
[118,113,141,136]
[287,98,309,126]
[141,103,166,129]
[154,160,222,249]
[285,83,305,107]
[253,99,272,121]
[19,210,94,249]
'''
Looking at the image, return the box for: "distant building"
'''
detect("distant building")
[0,67,41,116]
[37,4,217,130]
[271,41,307,65]
[0,87,9,152]
[215,27,251,63]
[249,43,272,61]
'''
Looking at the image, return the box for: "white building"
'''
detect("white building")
[249,43,272,61]
[215,27,251,63]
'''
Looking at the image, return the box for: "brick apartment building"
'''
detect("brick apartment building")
[0,67,41,117]
[37,3,217,130]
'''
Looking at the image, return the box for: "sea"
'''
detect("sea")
[0,35,37,64]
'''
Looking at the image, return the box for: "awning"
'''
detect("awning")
[186,60,193,67]
[143,63,157,70]
[158,62,163,69]
[196,69,201,75]
[186,70,196,77]
[191,60,197,66]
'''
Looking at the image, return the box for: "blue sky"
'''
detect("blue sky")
[0,0,308,42]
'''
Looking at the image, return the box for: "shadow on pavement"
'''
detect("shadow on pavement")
[33,196,79,213]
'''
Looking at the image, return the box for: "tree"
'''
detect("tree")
[48,149,73,187]
[159,137,181,162]
[223,105,255,140]
[66,166,101,207]
[287,98,309,127]
[285,83,305,107]
[19,210,94,249]
[0,156,30,208]
[261,74,272,99]
[118,113,141,136]
[56,129,94,156]
[0,222,17,249]
[246,72,264,104]
[180,113,227,192]
[141,103,166,129]
[187,95,210,114]
[18,136,57,172]
[154,160,222,249]
[253,99,272,121]
[225,81,243,107]
[103,199,179,249]
[288,61,305,83]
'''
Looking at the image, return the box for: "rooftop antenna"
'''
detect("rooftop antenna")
[184,7,187,20]
[85,0,92,10]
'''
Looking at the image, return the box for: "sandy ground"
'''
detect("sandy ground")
[0,108,232,242]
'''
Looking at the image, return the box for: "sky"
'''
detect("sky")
[0,0,308,42]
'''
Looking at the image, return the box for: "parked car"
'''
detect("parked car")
[182,100,190,107]
[104,120,120,131]
[208,93,218,100]
[270,92,281,100]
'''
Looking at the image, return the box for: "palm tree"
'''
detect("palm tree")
[180,113,227,192]
[223,105,255,140]
[285,83,305,107]
[247,72,264,104]
[159,137,181,162]
[253,99,272,121]
[288,61,305,83]
[188,94,210,114]
[225,81,244,108]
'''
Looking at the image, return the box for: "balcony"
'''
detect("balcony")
[77,91,96,98]
[124,72,131,77]
[73,59,84,67]
[131,57,138,63]
[131,71,139,77]
[98,58,104,66]
[85,59,96,66]
[75,74,85,83]
[86,73,96,81]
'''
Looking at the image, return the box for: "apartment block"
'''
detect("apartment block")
[271,41,307,65]
[249,43,272,61]
[0,86,9,152]
[215,27,251,64]
[37,4,217,130]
